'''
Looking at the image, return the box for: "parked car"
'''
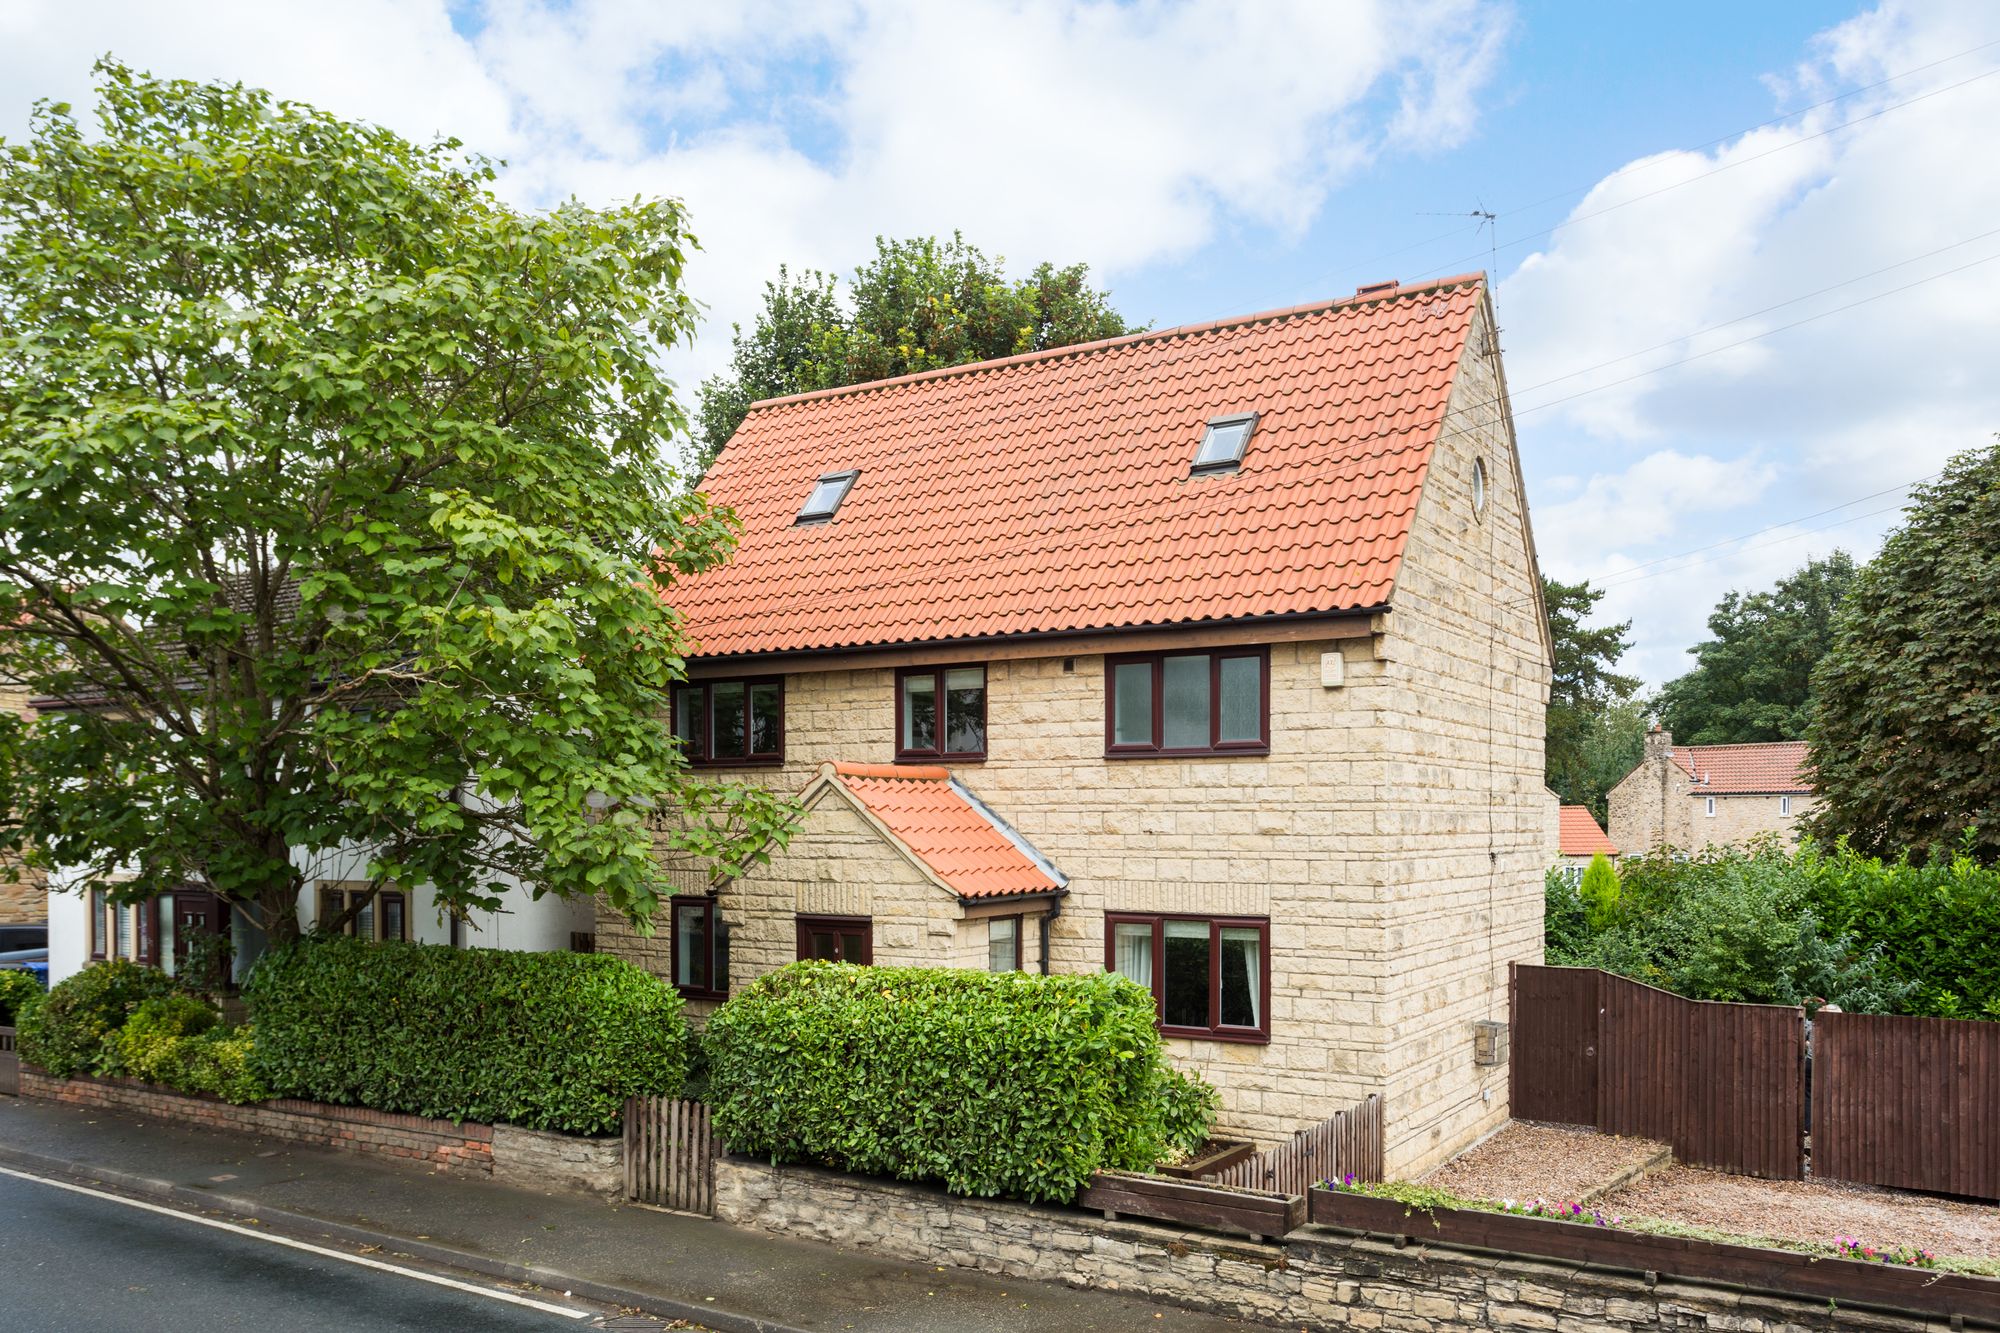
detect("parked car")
[0,924,47,953]
[0,947,49,987]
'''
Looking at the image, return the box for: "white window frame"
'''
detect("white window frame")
[1705,796,1717,818]
[1781,796,1792,816]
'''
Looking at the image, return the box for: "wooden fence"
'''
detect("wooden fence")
[0,1026,17,1097]
[1510,965,1804,1180]
[1813,1009,2000,1200]
[1212,1093,1383,1194]
[624,1095,717,1215]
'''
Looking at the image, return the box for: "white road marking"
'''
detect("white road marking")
[0,1163,589,1320]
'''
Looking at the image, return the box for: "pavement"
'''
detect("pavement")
[0,1095,1255,1332]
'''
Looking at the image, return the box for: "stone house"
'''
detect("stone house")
[1606,726,1814,855]
[1,679,49,925]
[602,274,1556,1176]
[1554,805,1618,881]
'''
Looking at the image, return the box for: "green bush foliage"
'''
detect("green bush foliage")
[245,937,687,1134]
[705,961,1218,1203]
[1544,840,2000,1017]
[0,968,44,1025]
[112,995,268,1104]
[17,960,179,1077]
[1578,853,1622,932]
[1154,1065,1222,1161]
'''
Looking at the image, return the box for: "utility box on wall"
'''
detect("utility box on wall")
[1472,1019,1509,1067]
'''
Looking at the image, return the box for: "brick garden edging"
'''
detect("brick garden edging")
[714,1156,2000,1331]
[20,1067,621,1195]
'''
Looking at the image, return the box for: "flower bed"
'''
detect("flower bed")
[1078,1169,1304,1242]
[1309,1182,1997,1323]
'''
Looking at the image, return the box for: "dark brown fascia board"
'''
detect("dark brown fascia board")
[683,605,1385,680]
[958,887,1069,911]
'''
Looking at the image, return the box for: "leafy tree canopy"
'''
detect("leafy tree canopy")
[1652,552,1859,744]
[0,62,794,942]
[1807,441,2000,862]
[1542,576,1642,821]
[692,233,1133,472]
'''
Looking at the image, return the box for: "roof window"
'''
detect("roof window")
[796,470,858,524]
[1191,413,1257,475]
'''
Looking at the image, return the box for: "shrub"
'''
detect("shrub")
[1154,1065,1222,1161]
[245,936,686,1135]
[705,961,1215,1202]
[0,968,44,1025]
[1578,853,1622,932]
[17,960,179,1077]
[112,995,219,1080]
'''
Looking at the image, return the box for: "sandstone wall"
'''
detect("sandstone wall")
[0,682,47,924]
[714,1157,1967,1332]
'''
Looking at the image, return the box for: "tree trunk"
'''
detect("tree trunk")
[257,883,303,946]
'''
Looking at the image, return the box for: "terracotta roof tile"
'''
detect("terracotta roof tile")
[1669,741,1811,795]
[828,764,1063,901]
[1558,805,1619,858]
[670,276,1487,658]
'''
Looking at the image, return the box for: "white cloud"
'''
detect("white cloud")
[1501,0,2000,689]
[0,0,1514,417]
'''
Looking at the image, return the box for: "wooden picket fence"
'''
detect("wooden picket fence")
[624,1095,717,1215]
[1211,1093,1384,1194]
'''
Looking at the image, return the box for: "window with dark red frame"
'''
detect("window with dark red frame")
[1104,647,1268,756]
[1105,913,1269,1041]
[896,664,987,760]
[670,895,728,998]
[672,676,784,765]
[795,914,872,965]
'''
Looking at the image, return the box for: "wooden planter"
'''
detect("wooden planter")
[1155,1138,1256,1180]
[1307,1188,2000,1322]
[1079,1170,1304,1243]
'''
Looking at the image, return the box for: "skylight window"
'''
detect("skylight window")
[1191,413,1257,475]
[796,470,858,524]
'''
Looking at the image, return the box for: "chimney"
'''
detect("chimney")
[1644,724,1673,761]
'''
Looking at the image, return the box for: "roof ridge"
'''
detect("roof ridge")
[833,761,949,781]
[742,273,1488,414]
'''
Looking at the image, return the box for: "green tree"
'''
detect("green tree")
[1653,552,1860,744]
[1578,853,1622,932]
[692,233,1132,472]
[1806,442,2000,862]
[0,63,794,944]
[1542,576,1642,820]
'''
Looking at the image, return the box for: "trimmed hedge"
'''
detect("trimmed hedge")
[0,968,42,1025]
[17,960,179,1077]
[244,936,687,1135]
[705,961,1217,1203]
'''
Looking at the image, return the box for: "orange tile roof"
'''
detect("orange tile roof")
[669,275,1489,658]
[1558,805,1619,858]
[827,762,1064,900]
[1670,741,1811,795]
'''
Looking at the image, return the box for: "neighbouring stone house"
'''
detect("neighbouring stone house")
[1,678,49,926]
[1606,726,1814,855]
[1554,804,1618,881]
[602,273,1556,1177]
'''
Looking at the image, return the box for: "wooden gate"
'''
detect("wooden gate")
[1213,1093,1383,1193]
[1510,965,1805,1180]
[624,1096,717,1214]
[0,1026,17,1097]
[1813,1010,2000,1201]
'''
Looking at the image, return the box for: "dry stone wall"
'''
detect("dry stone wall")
[715,1157,1980,1332]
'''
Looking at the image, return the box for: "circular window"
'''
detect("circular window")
[1472,458,1488,516]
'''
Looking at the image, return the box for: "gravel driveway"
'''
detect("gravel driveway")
[1424,1120,2000,1262]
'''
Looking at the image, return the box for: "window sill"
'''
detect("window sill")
[687,756,787,769]
[894,753,987,765]
[1105,746,1270,760]
[675,987,728,1002]
[1159,1025,1271,1045]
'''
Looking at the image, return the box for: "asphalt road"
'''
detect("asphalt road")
[0,1168,619,1332]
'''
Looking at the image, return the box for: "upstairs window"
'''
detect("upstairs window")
[673,677,784,765]
[897,664,987,760]
[1191,412,1257,475]
[1105,647,1268,757]
[796,470,858,523]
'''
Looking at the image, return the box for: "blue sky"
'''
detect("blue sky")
[6,1,1997,688]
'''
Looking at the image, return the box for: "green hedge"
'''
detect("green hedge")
[705,961,1216,1202]
[0,968,42,1026]
[113,995,268,1105]
[17,960,180,1077]
[245,937,687,1134]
